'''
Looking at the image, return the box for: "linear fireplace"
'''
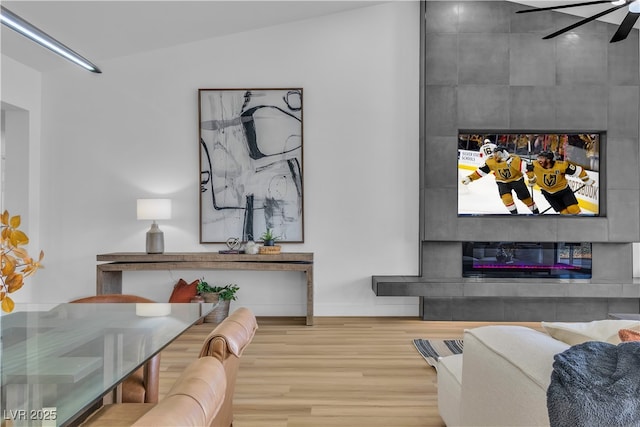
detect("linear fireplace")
[462,242,592,279]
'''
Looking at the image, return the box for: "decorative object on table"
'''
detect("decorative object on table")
[168,278,199,303]
[244,240,259,255]
[259,245,281,254]
[260,228,278,246]
[219,237,244,254]
[0,210,44,312]
[196,279,240,323]
[199,88,304,244]
[137,198,172,254]
[259,228,281,254]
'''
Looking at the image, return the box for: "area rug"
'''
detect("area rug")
[413,339,463,368]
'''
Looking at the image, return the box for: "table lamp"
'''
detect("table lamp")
[137,199,172,254]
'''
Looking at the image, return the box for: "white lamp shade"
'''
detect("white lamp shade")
[137,199,172,220]
[135,303,171,317]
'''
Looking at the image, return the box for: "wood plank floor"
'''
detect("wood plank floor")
[159,316,543,427]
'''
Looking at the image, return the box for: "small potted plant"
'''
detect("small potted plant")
[197,278,239,323]
[260,228,278,246]
[259,228,282,254]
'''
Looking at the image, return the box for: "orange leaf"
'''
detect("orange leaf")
[0,210,42,304]
[12,247,28,259]
[2,295,15,313]
[10,230,28,247]
[9,215,20,229]
[23,261,42,277]
[23,251,45,275]
[6,273,24,293]
[2,255,15,276]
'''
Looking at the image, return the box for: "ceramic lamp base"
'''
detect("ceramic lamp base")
[146,222,164,254]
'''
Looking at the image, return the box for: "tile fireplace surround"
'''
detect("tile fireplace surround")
[372,241,640,321]
[371,1,640,321]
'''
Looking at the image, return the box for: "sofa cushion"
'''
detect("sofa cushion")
[459,325,569,426]
[619,328,640,342]
[437,354,463,427]
[168,279,199,303]
[542,319,640,346]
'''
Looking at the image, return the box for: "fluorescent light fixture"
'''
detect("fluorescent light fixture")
[630,1,640,13]
[0,6,101,73]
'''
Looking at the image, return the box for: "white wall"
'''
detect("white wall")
[28,2,420,316]
[636,41,640,278]
[0,55,42,304]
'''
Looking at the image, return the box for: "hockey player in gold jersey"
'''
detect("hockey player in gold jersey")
[461,142,539,215]
[526,151,595,214]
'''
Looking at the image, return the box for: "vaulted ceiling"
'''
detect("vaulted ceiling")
[1,1,384,72]
[1,1,638,74]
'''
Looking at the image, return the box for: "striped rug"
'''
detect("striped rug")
[413,339,464,368]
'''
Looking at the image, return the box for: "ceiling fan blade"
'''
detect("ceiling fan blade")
[517,0,614,14]
[610,12,640,42]
[542,3,629,39]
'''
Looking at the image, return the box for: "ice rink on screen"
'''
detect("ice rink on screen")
[457,168,597,216]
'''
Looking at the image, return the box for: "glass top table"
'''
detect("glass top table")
[1,302,214,426]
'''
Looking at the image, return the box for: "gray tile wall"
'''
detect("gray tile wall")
[418,1,640,320]
[423,1,640,243]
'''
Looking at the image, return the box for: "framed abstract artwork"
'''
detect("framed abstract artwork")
[199,88,304,243]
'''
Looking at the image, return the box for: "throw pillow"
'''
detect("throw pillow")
[168,278,199,303]
[542,319,640,346]
[619,328,640,342]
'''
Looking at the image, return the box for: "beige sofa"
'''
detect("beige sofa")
[437,319,640,426]
[437,325,570,427]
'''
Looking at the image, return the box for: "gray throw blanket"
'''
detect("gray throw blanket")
[547,341,640,427]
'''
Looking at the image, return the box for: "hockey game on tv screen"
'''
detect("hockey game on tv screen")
[458,132,600,216]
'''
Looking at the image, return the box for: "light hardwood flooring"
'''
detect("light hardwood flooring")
[159,316,543,427]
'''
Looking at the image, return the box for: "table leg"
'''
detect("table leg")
[96,268,122,295]
[306,265,314,326]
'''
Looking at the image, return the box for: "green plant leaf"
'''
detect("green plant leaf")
[197,280,239,300]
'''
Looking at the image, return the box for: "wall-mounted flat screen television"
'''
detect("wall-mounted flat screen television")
[458,132,601,216]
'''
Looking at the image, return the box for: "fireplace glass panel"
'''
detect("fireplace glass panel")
[462,242,592,279]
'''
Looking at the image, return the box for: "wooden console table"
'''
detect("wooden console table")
[97,252,314,325]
